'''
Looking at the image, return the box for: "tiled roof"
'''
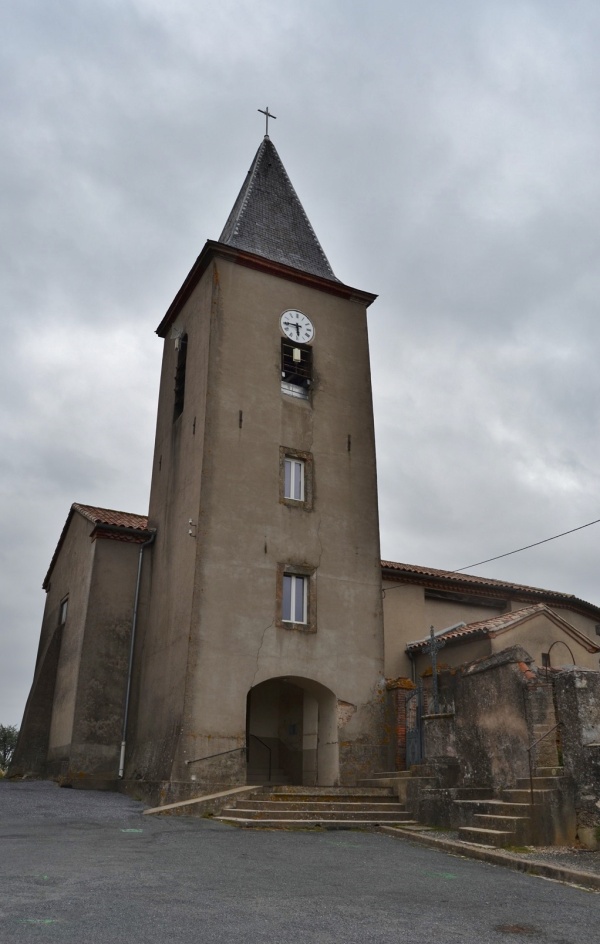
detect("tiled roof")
[72,503,148,531]
[406,603,547,651]
[43,503,151,589]
[381,560,571,599]
[219,136,337,281]
[406,602,600,654]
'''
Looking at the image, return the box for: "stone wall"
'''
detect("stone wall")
[553,668,600,848]
[438,646,541,788]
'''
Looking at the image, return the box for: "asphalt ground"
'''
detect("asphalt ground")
[1,780,598,944]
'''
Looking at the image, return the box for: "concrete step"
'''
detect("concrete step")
[501,788,555,803]
[458,826,514,847]
[361,771,412,778]
[473,814,531,844]
[534,766,564,778]
[240,800,407,812]
[515,777,567,789]
[216,817,395,829]
[267,789,396,800]
[454,799,530,817]
[452,787,494,799]
[219,807,413,822]
[215,785,412,829]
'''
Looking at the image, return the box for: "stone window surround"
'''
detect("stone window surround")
[279,446,314,511]
[276,562,317,634]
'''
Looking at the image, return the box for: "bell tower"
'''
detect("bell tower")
[127,133,386,792]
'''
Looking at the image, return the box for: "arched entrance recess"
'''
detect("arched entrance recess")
[246,677,338,786]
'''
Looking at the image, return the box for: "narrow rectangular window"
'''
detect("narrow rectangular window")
[284,457,304,501]
[58,598,68,626]
[282,574,307,624]
[173,334,188,420]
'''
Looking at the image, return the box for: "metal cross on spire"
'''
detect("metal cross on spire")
[423,625,446,714]
[258,106,277,136]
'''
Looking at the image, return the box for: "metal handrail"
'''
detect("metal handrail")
[525,722,562,805]
[185,747,244,767]
[248,733,272,781]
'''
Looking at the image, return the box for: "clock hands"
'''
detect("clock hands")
[283,320,301,336]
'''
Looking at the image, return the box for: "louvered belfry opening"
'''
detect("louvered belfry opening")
[281,339,312,389]
[173,334,188,420]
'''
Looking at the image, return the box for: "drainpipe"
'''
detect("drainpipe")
[118,529,156,779]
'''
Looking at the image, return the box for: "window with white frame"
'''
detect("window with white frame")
[279,447,313,510]
[284,457,304,502]
[282,573,308,624]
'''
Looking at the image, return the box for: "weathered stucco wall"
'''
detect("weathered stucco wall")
[382,583,423,678]
[11,512,142,782]
[126,267,214,780]
[129,253,386,792]
[45,513,97,767]
[492,613,599,670]
[67,537,141,780]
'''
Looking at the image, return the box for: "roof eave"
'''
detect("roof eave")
[381,562,600,621]
[156,240,378,338]
[406,626,489,653]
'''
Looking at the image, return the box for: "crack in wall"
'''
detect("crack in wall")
[251,618,274,689]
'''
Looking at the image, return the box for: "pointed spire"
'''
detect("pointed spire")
[219,137,337,281]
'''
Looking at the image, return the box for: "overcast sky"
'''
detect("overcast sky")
[3,0,600,725]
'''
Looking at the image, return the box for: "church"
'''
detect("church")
[11,130,600,800]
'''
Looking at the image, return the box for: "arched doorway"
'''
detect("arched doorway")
[246,677,338,786]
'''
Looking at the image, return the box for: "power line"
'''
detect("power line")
[452,516,600,573]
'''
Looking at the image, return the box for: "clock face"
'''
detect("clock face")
[280,310,314,343]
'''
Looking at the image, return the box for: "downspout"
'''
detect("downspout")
[118,529,156,779]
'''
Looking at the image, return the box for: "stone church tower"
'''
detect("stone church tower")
[126,134,386,793]
[10,132,386,794]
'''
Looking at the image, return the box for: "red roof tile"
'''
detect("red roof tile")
[43,503,151,589]
[381,560,571,599]
[72,503,148,531]
[406,603,600,653]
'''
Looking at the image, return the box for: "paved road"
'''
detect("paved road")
[0,781,597,943]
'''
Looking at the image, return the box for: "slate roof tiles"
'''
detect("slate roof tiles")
[219,136,337,281]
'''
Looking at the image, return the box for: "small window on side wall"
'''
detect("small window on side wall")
[276,564,316,633]
[279,447,313,510]
[58,598,68,626]
[173,333,188,420]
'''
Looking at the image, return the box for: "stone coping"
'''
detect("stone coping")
[144,785,258,816]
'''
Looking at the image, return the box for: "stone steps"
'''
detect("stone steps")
[534,766,564,777]
[458,826,514,847]
[452,768,570,847]
[217,817,418,830]
[515,776,567,789]
[215,786,412,829]
[221,807,413,822]
[270,785,396,796]
[501,788,554,803]
[454,799,530,817]
[239,800,405,811]
[472,814,531,845]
